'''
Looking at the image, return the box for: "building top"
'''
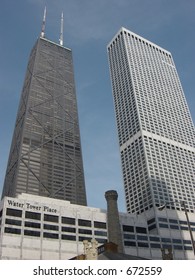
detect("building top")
[1,193,106,214]
[107,27,172,55]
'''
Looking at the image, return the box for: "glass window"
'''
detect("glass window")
[172,239,182,244]
[184,246,192,250]
[78,219,91,227]
[96,238,107,244]
[138,242,149,248]
[124,241,136,247]
[61,226,76,233]
[137,235,148,241]
[62,234,76,241]
[25,211,41,220]
[151,243,161,248]
[6,208,22,218]
[79,228,92,235]
[136,226,147,234]
[79,236,91,242]
[170,224,179,230]
[94,230,107,237]
[123,225,134,232]
[148,224,156,231]
[173,245,183,250]
[147,218,155,225]
[159,223,168,228]
[5,218,22,226]
[179,220,188,225]
[124,234,135,240]
[4,227,21,235]
[24,230,40,237]
[61,217,75,225]
[44,214,58,223]
[94,221,106,229]
[43,232,59,239]
[161,238,171,243]
[158,217,168,223]
[150,236,160,242]
[44,224,59,231]
[25,221,40,229]
[169,219,178,224]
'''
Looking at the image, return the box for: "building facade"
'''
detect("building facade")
[0,193,195,259]
[107,27,195,214]
[2,37,87,206]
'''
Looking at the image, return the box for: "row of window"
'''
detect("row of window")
[124,240,192,251]
[4,227,107,244]
[5,208,107,229]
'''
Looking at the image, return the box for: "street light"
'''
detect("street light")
[158,201,195,256]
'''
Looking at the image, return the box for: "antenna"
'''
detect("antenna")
[41,6,46,38]
[59,11,64,46]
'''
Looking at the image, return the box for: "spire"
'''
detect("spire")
[59,11,64,46]
[41,6,46,38]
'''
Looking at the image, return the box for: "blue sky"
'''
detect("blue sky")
[0,0,194,212]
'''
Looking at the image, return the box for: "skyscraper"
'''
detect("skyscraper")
[107,27,195,214]
[2,11,87,206]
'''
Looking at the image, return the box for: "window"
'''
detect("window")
[124,234,135,240]
[5,218,21,226]
[62,227,76,233]
[44,224,59,231]
[151,243,161,248]
[44,214,58,223]
[6,208,22,218]
[172,239,182,244]
[136,227,147,234]
[138,242,149,248]
[62,234,76,241]
[78,219,91,227]
[150,236,160,242]
[159,223,168,228]
[123,225,134,232]
[79,236,91,242]
[170,224,179,230]
[96,238,107,244]
[79,229,92,235]
[61,217,75,225]
[94,221,106,229]
[25,211,41,220]
[137,235,148,241]
[94,230,107,237]
[4,227,21,235]
[124,241,136,247]
[25,221,40,229]
[161,238,171,243]
[24,230,40,237]
[147,218,155,225]
[43,232,59,239]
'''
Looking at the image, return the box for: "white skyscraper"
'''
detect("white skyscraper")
[107,27,195,215]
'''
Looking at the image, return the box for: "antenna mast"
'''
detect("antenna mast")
[41,6,46,38]
[59,12,64,46]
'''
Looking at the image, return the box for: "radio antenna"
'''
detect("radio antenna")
[59,11,64,46]
[41,6,46,38]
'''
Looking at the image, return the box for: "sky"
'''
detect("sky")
[0,0,194,212]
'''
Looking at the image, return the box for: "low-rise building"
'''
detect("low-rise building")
[0,193,195,259]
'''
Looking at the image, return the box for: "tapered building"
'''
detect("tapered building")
[2,12,87,206]
[107,27,195,214]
